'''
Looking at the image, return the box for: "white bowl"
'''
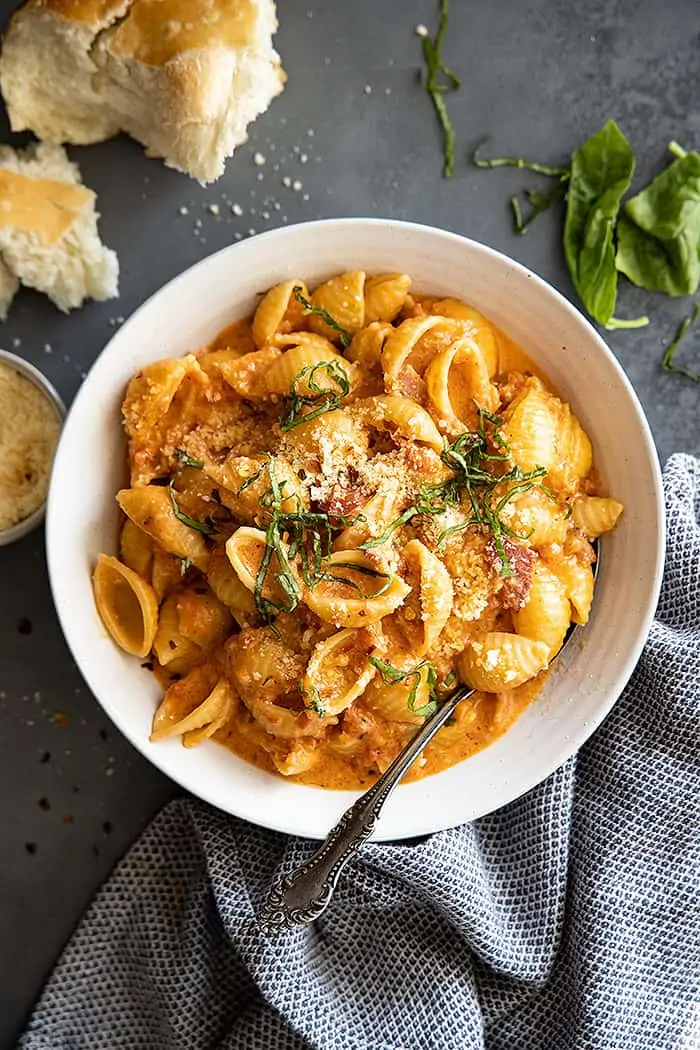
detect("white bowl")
[46,219,665,841]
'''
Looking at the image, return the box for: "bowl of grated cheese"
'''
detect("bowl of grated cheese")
[0,349,65,545]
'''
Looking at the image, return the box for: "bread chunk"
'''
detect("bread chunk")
[0,0,285,184]
[0,141,118,316]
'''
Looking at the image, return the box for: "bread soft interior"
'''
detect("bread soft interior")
[0,0,285,183]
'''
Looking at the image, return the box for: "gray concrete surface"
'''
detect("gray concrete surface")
[1,0,698,1043]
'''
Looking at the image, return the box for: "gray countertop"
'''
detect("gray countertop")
[1,0,698,1043]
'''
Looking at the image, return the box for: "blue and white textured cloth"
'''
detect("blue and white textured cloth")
[21,455,700,1050]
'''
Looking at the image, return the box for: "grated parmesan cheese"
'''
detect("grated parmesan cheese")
[0,362,60,530]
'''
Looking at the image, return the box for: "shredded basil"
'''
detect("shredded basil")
[173,448,204,470]
[421,0,461,178]
[168,482,216,536]
[472,141,570,179]
[280,360,351,431]
[292,287,351,347]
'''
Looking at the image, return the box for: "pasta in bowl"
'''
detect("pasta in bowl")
[92,269,623,790]
[46,219,663,839]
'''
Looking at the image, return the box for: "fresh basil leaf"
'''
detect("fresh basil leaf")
[615,151,700,297]
[564,120,636,326]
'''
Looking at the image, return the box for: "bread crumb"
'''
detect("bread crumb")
[231,203,243,216]
[179,205,189,215]
[415,24,428,36]
[44,343,52,354]
[11,337,20,348]
[282,176,291,187]
[364,85,372,94]
[208,203,220,216]
[292,180,303,192]
[248,228,256,236]
[253,152,266,166]
[300,154,308,164]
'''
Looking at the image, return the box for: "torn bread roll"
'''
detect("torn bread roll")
[0,141,118,318]
[0,0,285,185]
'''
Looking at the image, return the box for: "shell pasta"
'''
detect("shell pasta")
[92,270,623,789]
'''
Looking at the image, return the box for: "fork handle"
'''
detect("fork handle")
[258,685,474,934]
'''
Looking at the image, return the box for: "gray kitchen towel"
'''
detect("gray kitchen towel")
[21,454,700,1050]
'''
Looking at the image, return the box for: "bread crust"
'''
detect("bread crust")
[0,0,285,182]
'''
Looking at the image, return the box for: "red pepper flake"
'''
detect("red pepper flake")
[61,815,74,825]
[50,711,69,728]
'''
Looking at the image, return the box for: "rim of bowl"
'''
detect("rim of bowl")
[45,218,666,837]
[0,349,66,547]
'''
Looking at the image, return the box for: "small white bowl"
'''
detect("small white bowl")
[46,219,665,840]
[0,349,65,546]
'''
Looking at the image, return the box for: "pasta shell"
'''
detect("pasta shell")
[151,548,185,603]
[430,298,499,376]
[363,657,433,725]
[271,740,321,776]
[424,338,499,435]
[381,314,451,382]
[206,317,257,355]
[308,271,366,339]
[501,378,559,474]
[345,321,394,370]
[264,343,355,397]
[513,563,571,656]
[117,486,209,570]
[175,587,232,649]
[364,273,412,323]
[499,488,569,547]
[558,405,593,480]
[152,594,202,672]
[302,628,377,716]
[217,346,283,400]
[384,539,453,656]
[209,454,303,521]
[362,394,444,451]
[93,553,159,659]
[123,355,202,435]
[572,496,623,538]
[458,632,550,693]
[304,549,410,628]
[151,671,234,743]
[225,526,297,607]
[119,518,154,579]
[549,555,595,625]
[206,546,258,626]
[333,489,406,551]
[252,279,309,347]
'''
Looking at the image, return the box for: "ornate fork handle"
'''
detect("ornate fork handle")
[258,685,474,935]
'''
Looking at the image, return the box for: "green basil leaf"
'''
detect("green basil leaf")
[564,120,636,326]
[615,151,700,297]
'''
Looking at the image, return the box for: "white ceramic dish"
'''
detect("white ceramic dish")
[0,349,65,546]
[46,219,665,840]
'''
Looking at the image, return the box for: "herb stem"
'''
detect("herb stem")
[605,315,650,330]
[472,141,570,179]
[668,140,688,159]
